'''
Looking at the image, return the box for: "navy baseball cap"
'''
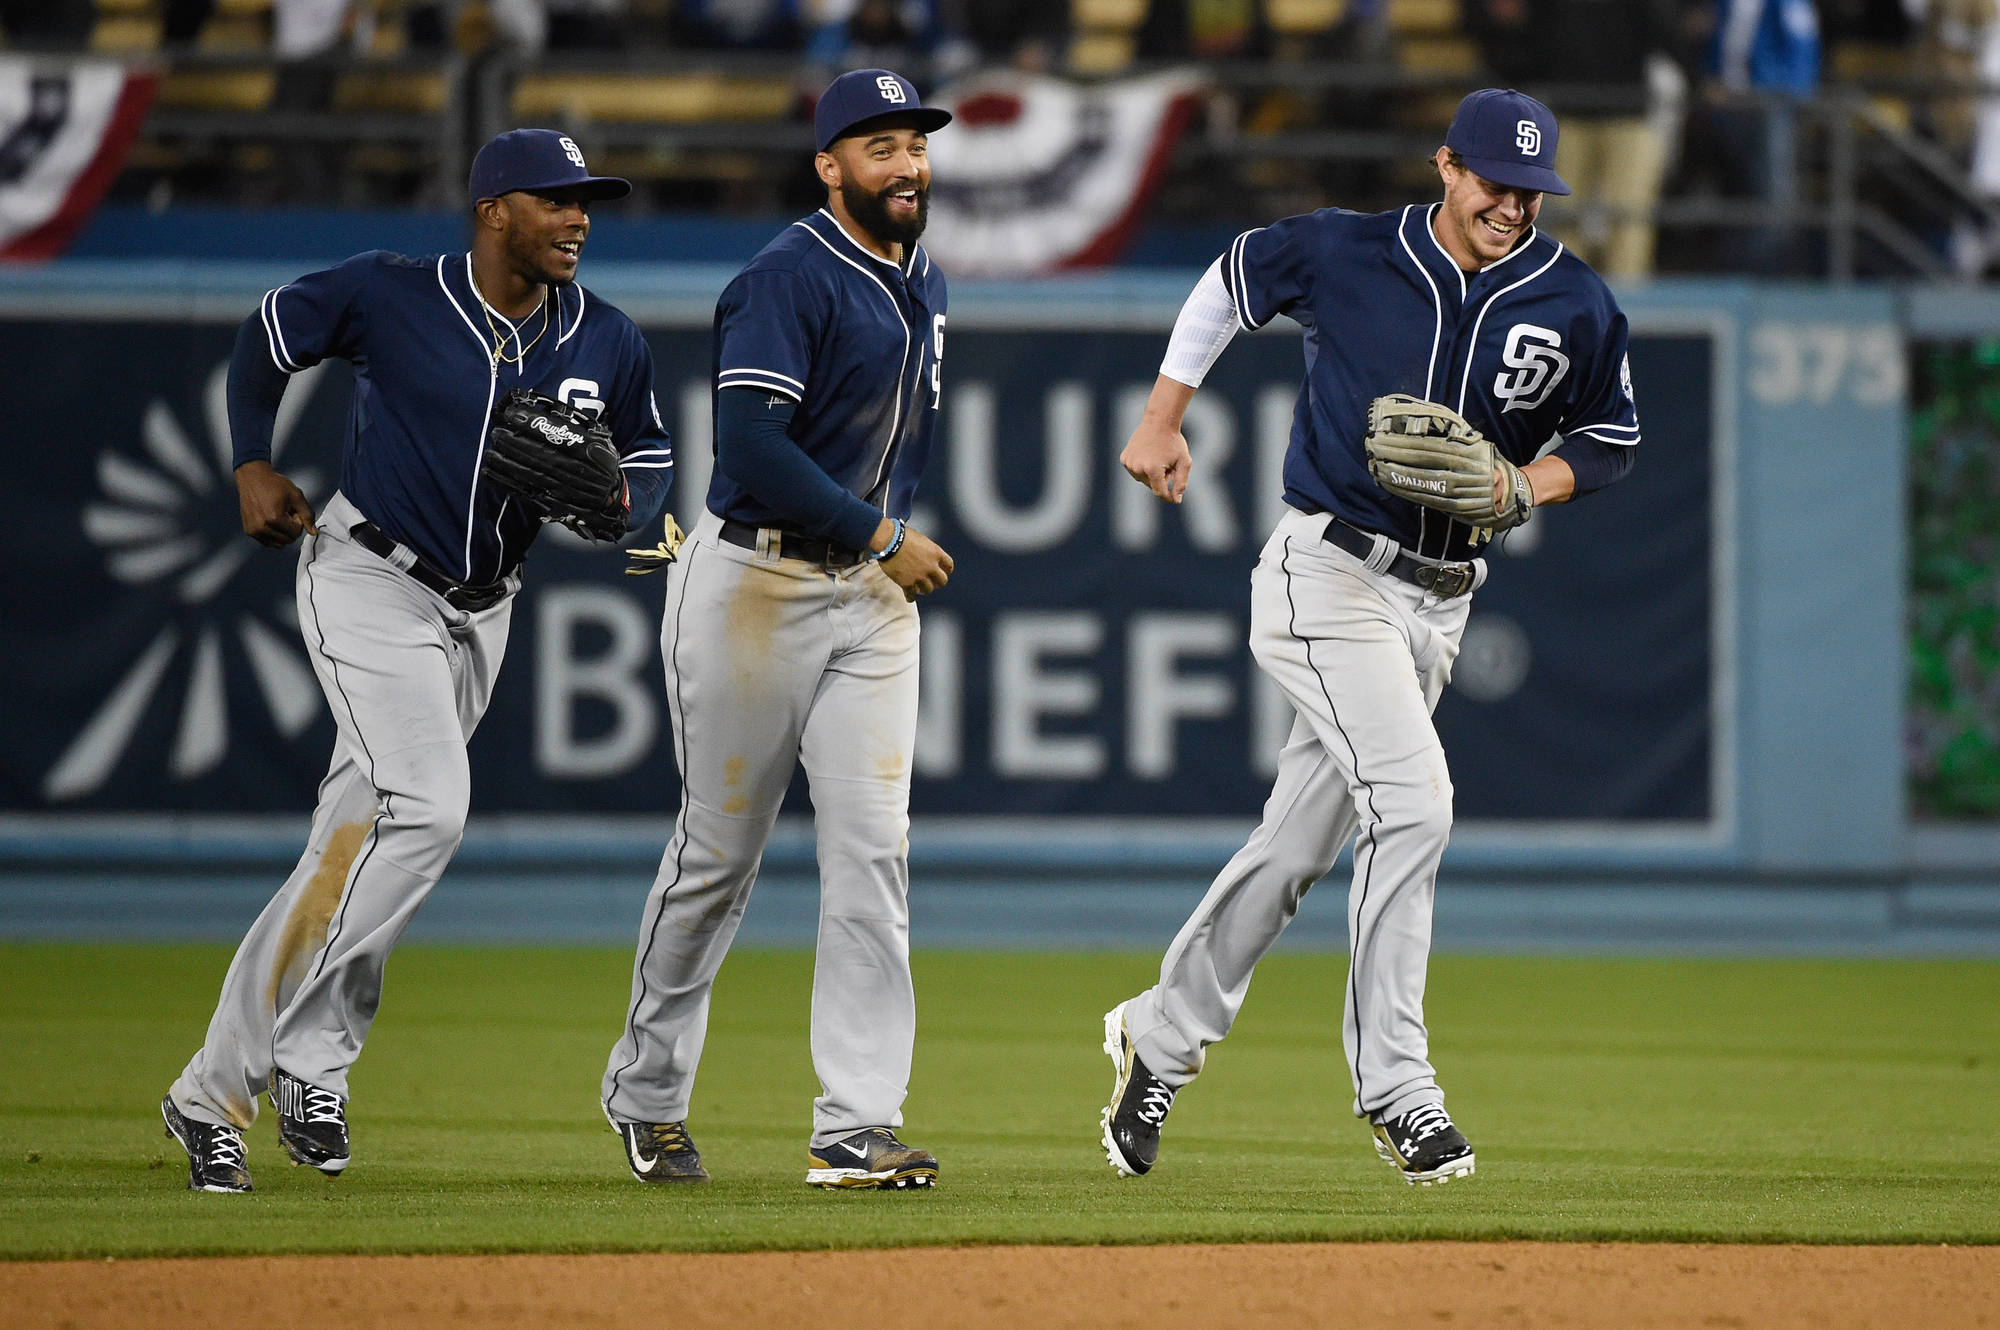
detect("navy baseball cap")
[1444,89,1570,196]
[814,69,951,152]
[467,128,631,204]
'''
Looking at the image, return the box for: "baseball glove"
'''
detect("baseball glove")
[482,388,629,542]
[1362,394,1533,535]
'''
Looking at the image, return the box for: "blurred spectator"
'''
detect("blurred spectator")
[163,0,218,47]
[0,0,95,48]
[1915,0,2000,274]
[1461,0,1686,279]
[1459,0,1538,83]
[267,0,362,204]
[673,0,806,50]
[1696,0,1822,272]
[546,0,630,49]
[275,0,365,61]
[943,0,1066,70]
[406,1,564,54]
[1136,0,1272,60]
[808,0,946,70]
[1245,0,1397,209]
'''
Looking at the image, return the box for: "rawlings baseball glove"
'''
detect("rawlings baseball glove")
[482,388,629,542]
[1362,394,1533,535]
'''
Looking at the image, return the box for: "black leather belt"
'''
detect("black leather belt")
[718,518,867,569]
[1320,517,1479,598]
[347,521,512,613]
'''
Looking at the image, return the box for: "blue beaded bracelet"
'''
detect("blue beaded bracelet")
[873,517,907,562]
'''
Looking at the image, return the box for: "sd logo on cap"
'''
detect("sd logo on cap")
[1444,89,1570,196]
[814,68,953,153]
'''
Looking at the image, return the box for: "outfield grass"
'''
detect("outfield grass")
[1,943,1996,1258]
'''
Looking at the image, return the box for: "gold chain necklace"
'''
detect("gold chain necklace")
[474,276,552,365]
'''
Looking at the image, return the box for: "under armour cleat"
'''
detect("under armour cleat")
[806,1128,938,1189]
[270,1068,350,1176]
[1101,1001,1177,1177]
[1372,1102,1476,1185]
[161,1094,252,1193]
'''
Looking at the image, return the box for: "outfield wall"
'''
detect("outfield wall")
[0,265,1984,889]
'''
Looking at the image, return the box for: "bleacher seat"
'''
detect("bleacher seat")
[335,69,450,117]
[1069,0,1146,75]
[511,72,793,125]
[1267,0,1347,36]
[1389,0,1478,76]
[155,67,275,112]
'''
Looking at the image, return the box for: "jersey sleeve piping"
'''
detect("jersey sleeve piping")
[1564,423,1641,446]
[259,287,305,373]
[716,371,804,401]
[1226,228,1271,331]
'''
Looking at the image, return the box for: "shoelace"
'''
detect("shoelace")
[204,1124,247,1170]
[643,1122,694,1154]
[1401,1103,1454,1143]
[1135,1078,1176,1127]
[300,1084,345,1127]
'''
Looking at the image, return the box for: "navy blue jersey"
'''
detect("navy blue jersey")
[1224,204,1640,562]
[707,209,946,528]
[240,250,673,583]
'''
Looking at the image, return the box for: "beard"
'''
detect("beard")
[840,177,929,248]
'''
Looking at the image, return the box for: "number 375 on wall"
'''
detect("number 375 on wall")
[1748,322,1903,407]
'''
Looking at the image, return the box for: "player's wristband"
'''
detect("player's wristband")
[872,517,907,562]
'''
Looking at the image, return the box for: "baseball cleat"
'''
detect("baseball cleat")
[805,1128,938,1190]
[160,1094,253,1193]
[1101,1001,1176,1177]
[602,1099,710,1183]
[1372,1103,1476,1186]
[269,1068,350,1176]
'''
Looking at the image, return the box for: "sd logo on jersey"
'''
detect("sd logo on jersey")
[1493,323,1571,413]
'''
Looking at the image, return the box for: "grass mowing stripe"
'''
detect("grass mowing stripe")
[0,944,1995,1258]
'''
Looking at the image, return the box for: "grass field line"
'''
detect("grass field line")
[3,944,1995,1258]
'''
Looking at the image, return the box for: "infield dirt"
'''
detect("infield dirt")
[9,1242,1995,1330]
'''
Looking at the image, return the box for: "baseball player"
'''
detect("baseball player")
[159,129,673,1193]
[1101,89,1641,1186]
[601,68,952,1190]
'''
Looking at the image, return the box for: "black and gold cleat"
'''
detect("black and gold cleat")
[604,1100,710,1183]
[805,1127,939,1190]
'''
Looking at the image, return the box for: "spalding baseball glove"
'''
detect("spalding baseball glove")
[482,388,629,542]
[1362,394,1533,535]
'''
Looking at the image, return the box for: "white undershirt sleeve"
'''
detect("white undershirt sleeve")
[1158,257,1242,388]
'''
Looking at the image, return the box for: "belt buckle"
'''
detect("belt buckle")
[444,581,506,613]
[1415,562,1474,598]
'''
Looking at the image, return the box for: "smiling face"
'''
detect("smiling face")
[817,122,931,253]
[489,187,592,286]
[1432,148,1541,271]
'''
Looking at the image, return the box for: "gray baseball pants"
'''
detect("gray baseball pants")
[170,493,512,1128]
[1121,508,1472,1124]
[603,509,922,1150]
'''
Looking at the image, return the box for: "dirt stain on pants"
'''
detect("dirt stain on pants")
[266,820,373,1013]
